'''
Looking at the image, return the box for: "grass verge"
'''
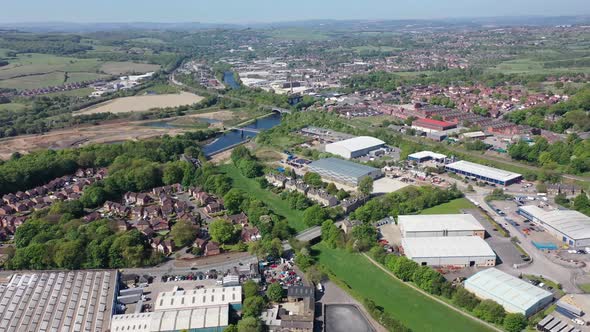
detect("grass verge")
[420,197,475,214]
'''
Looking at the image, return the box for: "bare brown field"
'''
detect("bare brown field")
[0,121,187,159]
[75,92,204,115]
[100,62,161,75]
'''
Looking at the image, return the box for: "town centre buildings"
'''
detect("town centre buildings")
[465,268,553,316]
[518,205,590,248]
[445,160,522,186]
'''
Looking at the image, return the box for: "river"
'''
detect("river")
[203,113,282,157]
[223,71,240,89]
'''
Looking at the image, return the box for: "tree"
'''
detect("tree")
[503,313,527,332]
[238,159,262,178]
[243,280,259,298]
[350,224,377,252]
[453,287,481,311]
[573,193,590,212]
[303,172,323,187]
[170,220,197,247]
[223,324,238,332]
[473,299,506,324]
[321,220,342,248]
[209,219,235,244]
[236,317,263,332]
[79,185,107,208]
[266,282,284,302]
[303,205,327,227]
[163,163,184,185]
[223,189,245,215]
[358,176,374,196]
[326,182,338,195]
[54,240,84,269]
[242,295,266,317]
[231,145,252,165]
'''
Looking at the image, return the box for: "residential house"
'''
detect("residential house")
[205,201,224,215]
[241,227,261,242]
[265,173,288,188]
[205,241,221,256]
[0,206,14,216]
[124,192,138,205]
[115,220,129,232]
[227,212,248,226]
[151,219,170,232]
[306,188,338,207]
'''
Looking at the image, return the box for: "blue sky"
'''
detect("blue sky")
[1,0,589,23]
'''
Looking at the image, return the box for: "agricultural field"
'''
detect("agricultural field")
[419,198,475,214]
[75,92,204,115]
[315,244,494,332]
[268,28,330,41]
[0,102,28,112]
[219,163,306,231]
[100,61,160,75]
[488,57,590,74]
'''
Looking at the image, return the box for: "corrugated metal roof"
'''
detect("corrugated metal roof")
[519,205,590,240]
[308,158,379,178]
[325,136,385,153]
[398,214,484,233]
[407,151,447,160]
[464,268,552,314]
[402,236,495,258]
[445,160,521,182]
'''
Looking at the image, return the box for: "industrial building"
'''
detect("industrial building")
[518,206,590,248]
[325,136,385,159]
[0,270,118,332]
[411,118,457,133]
[407,151,447,163]
[445,160,522,186]
[464,268,553,316]
[307,158,382,186]
[401,236,496,267]
[110,307,229,332]
[156,286,242,311]
[398,214,485,239]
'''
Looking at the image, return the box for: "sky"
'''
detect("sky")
[1,0,589,24]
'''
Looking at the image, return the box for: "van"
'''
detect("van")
[316,282,323,293]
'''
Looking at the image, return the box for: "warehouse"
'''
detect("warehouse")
[411,118,457,133]
[156,286,242,311]
[398,214,485,238]
[401,236,496,267]
[407,151,447,163]
[110,306,229,332]
[325,136,385,159]
[465,268,553,316]
[445,160,522,186]
[518,205,590,248]
[307,158,382,186]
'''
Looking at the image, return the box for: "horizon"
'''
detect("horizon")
[1,0,590,25]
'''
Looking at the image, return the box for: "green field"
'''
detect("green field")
[268,28,330,41]
[488,57,590,74]
[0,102,28,112]
[315,244,495,332]
[219,163,306,231]
[420,198,475,214]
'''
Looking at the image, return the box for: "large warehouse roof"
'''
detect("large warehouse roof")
[402,236,495,258]
[446,160,522,182]
[111,306,229,332]
[308,158,379,178]
[465,268,552,315]
[326,136,385,153]
[519,205,590,240]
[156,286,241,311]
[398,214,484,233]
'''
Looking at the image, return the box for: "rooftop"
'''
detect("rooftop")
[402,236,495,258]
[445,160,522,182]
[156,286,242,311]
[519,205,590,240]
[408,151,447,160]
[413,118,456,127]
[308,158,379,178]
[111,306,229,332]
[326,136,385,153]
[398,214,484,233]
[465,268,553,314]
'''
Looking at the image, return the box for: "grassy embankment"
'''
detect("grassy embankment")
[314,243,496,332]
[219,163,306,232]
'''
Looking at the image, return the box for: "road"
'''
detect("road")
[465,190,584,293]
[363,253,503,332]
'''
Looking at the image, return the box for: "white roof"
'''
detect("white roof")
[156,286,241,311]
[398,214,484,233]
[461,131,487,138]
[110,306,229,332]
[465,268,553,314]
[326,136,385,153]
[408,151,447,160]
[402,236,495,258]
[445,160,521,182]
[519,205,590,240]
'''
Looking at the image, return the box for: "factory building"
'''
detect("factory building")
[518,205,590,248]
[0,271,118,332]
[465,268,553,316]
[407,151,447,163]
[401,236,496,267]
[398,214,485,239]
[445,160,522,186]
[325,136,385,159]
[307,158,382,187]
[411,118,457,133]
